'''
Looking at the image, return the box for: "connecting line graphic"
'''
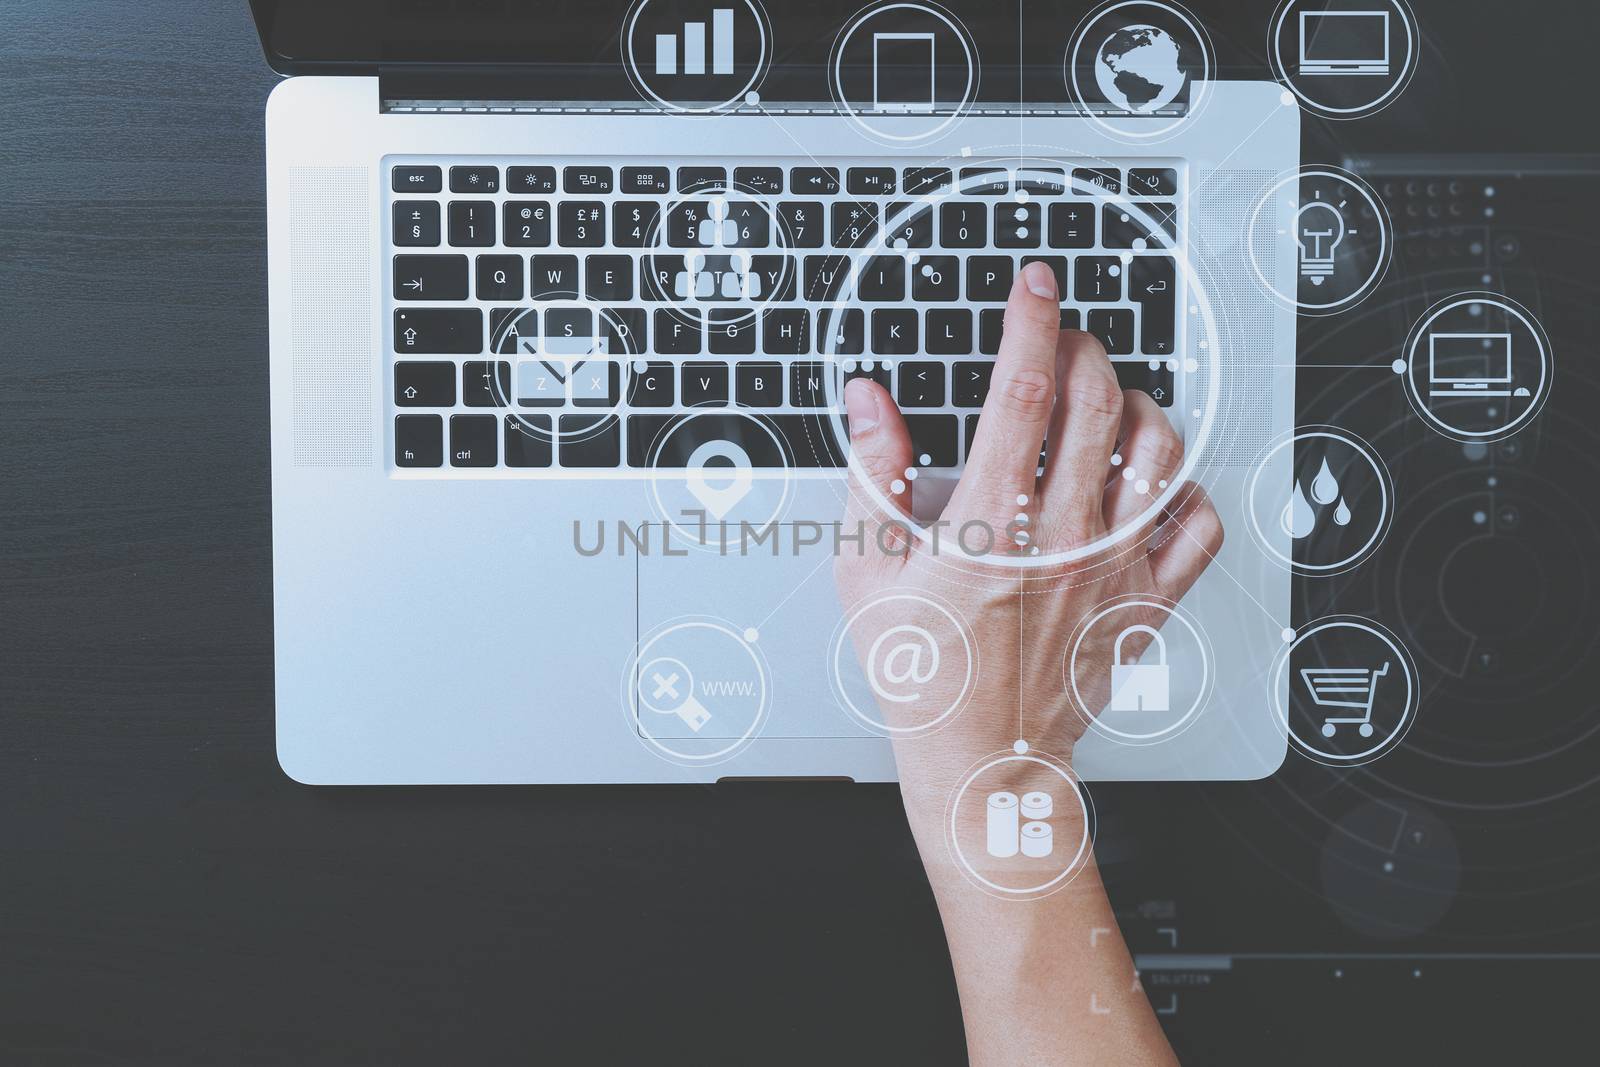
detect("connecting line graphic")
[752,548,833,633]
[1168,501,1281,630]
[1186,106,1284,201]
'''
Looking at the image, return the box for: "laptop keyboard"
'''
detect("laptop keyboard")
[386,158,1184,472]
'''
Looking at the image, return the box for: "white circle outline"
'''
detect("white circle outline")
[621,616,772,764]
[1400,292,1553,443]
[817,171,1224,570]
[827,589,978,736]
[945,751,1093,899]
[1064,0,1216,144]
[1268,0,1419,120]
[621,0,772,116]
[1063,594,1213,745]
[1269,615,1418,766]
[1246,166,1392,315]
[1243,425,1393,576]
[642,411,798,553]
[827,1,980,145]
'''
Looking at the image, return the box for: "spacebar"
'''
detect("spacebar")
[628,414,847,467]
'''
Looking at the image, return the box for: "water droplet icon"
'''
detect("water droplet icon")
[1310,457,1340,506]
[1281,480,1317,539]
[1333,497,1352,526]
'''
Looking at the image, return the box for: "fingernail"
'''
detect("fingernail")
[844,378,879,434]
[1023,260,1058,300]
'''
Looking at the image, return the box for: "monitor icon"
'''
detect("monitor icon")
[1427,332,1529,398]
[1299,10,1390,76]
[872,32,936,113]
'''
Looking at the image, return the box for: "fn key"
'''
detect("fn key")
[395,414,443,467]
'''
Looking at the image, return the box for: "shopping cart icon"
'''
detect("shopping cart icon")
[1299,661,1391,738]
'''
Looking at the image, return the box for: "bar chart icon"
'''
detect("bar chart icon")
[655,8,735,76]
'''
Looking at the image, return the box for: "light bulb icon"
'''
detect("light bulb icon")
[1295,193,1347,286]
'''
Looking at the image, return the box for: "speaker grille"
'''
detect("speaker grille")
[288,166,374,467]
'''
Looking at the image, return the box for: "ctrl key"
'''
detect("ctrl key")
[395,414,443,468]
[449,414,498,467]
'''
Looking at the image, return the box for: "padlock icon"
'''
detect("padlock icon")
[1109,624,1169,712]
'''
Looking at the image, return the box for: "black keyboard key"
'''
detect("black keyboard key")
[395,414,443,467]
[777,202,826,248]
[967,256,1013,302]
[563,166,612,194]
[1020,255,1068,300]
[1113,361,1175,407]
[394,308,482,354]
[603,307,648,356]
[994,203,1042,248]
[1086,309,1135,355]
[858,256,906,301]
[926,310,972,355]
[558,415,621,467]
[978,309,1003,355]
[462,361,511,407]
[504,415,554,468]
[884,202,934,248]
[621,166,670,194]
[392,166,441,193]
[677,166,727,193]
[1128,168,1177,197]
[831,202,878,247]
[1141,202,1178,248]
[558,201,606,247]
[613,201,660,248]
[514,360,564,407]
[476,255,523,301]
[789,362,827,407]
[448,201,495,246]
[847,167,896,196]
[952,361,992,406]
[1016,168,1066,196]
[450,166,499,193]
[905,414,959,467]
[640,255,685,301]
[544,308,595,354]
[817,308,864,355]
[504,201,552,246]
[529,255,580,299]
[627,362,676,407]
[723,200,770,247]
[393,201,441,246]
[628,414,807,468]
[897,362,945,407]
[1075,257,1122,302]
[1061,308,1082,332]
[871,309,917,355]
[394,254,468,301]
[748,255,796,301]
[1072,167,1120,195]
[1048,202,1095,248]
[395,362,455,407]
[734,166,783,194]
[911,254,959,301]
[762,308,810,355]
[1102,204,1145,249]
[791,167,840,195]
[449,414,498,466]
[959,167,1008,195]
[735,361,784,407]
[492,308,538,355]
[802,255,851,302]
[940,202,986,247]
[708,310,757,355]
[681,362,729,406]
[1130,256,1177,356]
[507,166,557,193]
[903,166,953,194]
[655,309,702,354]
[585,255,633,301]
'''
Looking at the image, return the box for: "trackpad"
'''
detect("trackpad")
[636,523,869,740]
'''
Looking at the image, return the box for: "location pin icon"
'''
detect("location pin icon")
[685,439,755,520]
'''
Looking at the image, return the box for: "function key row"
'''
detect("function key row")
[392,165,1179,199]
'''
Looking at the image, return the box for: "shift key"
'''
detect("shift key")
[394,308,483,354]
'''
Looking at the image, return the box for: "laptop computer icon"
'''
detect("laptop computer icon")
[1299,10,1390,76]
[1428,332,1528,397]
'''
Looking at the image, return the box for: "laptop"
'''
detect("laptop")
[255,1,1299,785]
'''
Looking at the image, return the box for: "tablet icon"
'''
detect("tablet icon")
[872,32,936,113]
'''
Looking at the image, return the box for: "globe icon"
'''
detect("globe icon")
[1094,24,1188,114]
